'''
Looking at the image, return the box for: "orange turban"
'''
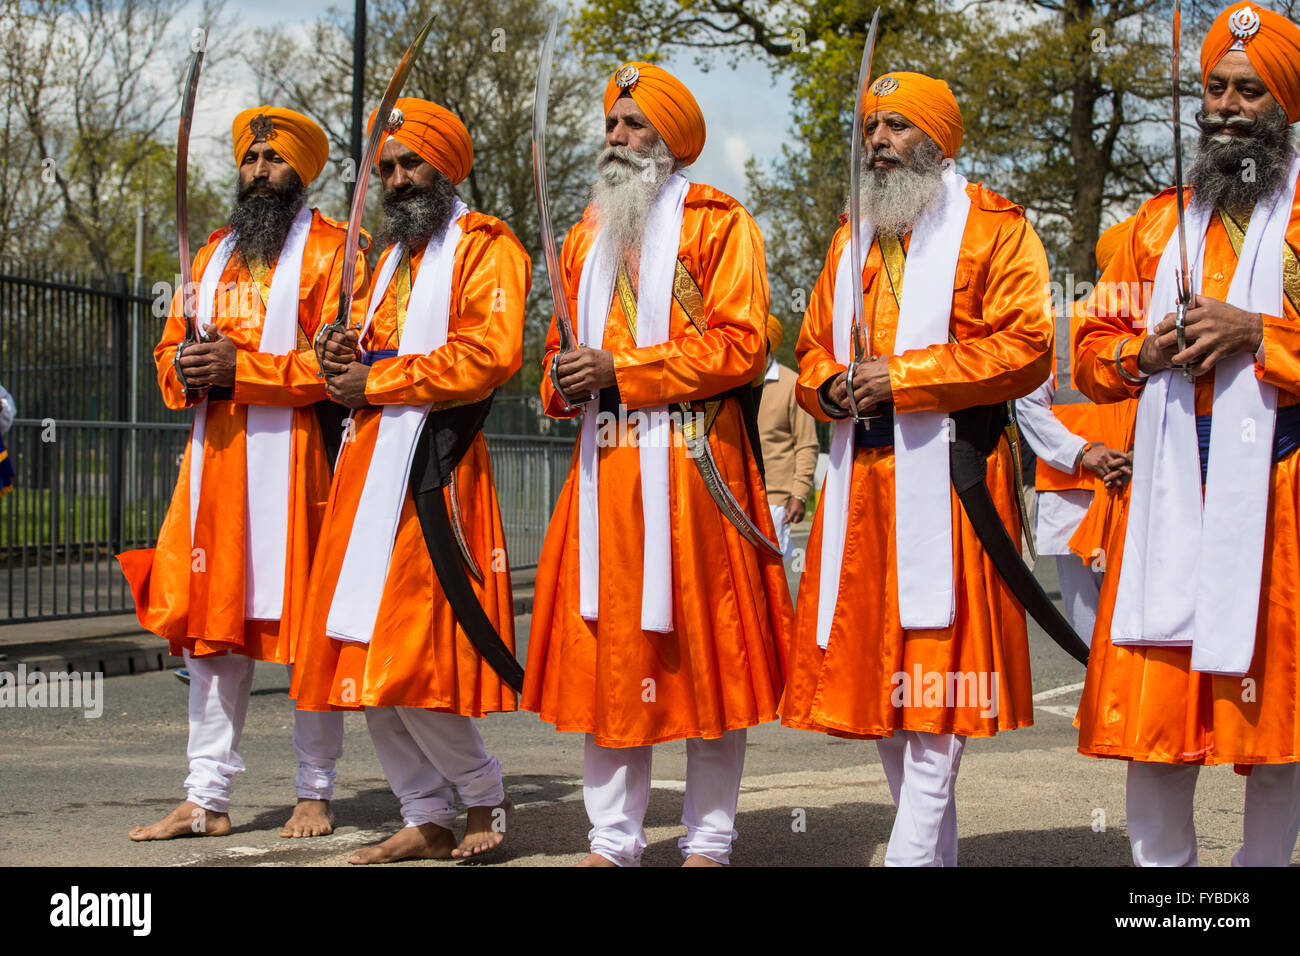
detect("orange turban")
[766,314,785,353]
[368,98,473,186]
[1201,3,1300,123]
[1095,217,1135,274]
[603,62,706,166]
[232,106,330,186]
[860,72,964,159]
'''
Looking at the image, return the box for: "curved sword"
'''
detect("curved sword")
[448,471,483,582]
[845,8,881,423]
[1171,0,1194,382]
[314,12,436,378]
[533,12,593,411]
[173,33,209,397]
[681,408,782,556]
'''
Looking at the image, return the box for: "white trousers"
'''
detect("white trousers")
[183,650,344,813]
[365,706,504,830]
[876,730,966,866]
[1126,761,1300,867]
[769,504,793,559]
[584,730,747,866]
[1056,555,1103,647]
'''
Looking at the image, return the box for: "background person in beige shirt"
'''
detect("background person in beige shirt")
[758,315,820,558]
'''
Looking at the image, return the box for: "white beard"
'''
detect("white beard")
[590,139,677,274]
[851,138,947,238]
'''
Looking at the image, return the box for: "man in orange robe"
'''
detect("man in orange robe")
[1074,2,1300,866]
[292,99,526,864]
[120,107,368,841]
[523,62,793,867]
[782,73,1053,865]
[1016,219,1137,645]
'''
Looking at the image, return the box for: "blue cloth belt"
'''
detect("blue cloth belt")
[853,402,897,448]
[1197,402,1300,484]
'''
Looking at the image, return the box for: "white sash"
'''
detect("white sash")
[1112,153,1299,676]
[816,168,971,648]
[187,205,310,622]
[325,198,468,644]
[575,172,688,633]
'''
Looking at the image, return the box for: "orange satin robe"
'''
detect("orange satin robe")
[782,182,1054,740]
[1074,184,1300,766]
[118,210,368,663]
[1033,328,1138,566]
[522,183,794,748]
[291,212,528,716]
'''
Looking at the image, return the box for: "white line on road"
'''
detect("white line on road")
[1033,681,1086,702]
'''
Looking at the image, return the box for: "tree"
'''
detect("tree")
[2,0,233,279]
[247,0,602,394]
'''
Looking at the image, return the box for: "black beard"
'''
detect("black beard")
[227,174,307,264]
[377,174,456,250]
[1188,105,1294,216]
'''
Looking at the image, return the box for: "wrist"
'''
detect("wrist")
[1075,442,1095,474]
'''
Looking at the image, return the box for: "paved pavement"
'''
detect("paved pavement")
[0,530,1287,867]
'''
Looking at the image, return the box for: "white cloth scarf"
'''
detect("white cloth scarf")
[575,172,689,633]
[816,167,972,649]
[325,198,468,645]
[1112,153,1299,676]
[187,205,311,621]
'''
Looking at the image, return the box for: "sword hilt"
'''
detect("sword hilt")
[550,344,595,414]
[1175,300,1193,381]
[314,319,358,381]
[845,361,876,426]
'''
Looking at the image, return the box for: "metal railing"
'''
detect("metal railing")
[1,418,576,624]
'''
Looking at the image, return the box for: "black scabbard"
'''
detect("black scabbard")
[949,405,1090,667]
[408,394,525,692]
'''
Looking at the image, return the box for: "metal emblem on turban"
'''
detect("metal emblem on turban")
[384,107,404,132]
[1229,5,1261,40]
[614,64,639,89]
[870,75,899,97]
[249,113,274,140]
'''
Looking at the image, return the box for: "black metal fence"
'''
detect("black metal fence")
[0,266,577,625]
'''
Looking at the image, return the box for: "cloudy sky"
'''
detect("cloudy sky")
[197,0,797,203]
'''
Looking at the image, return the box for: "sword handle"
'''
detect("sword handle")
[550,345,595,414]
[844,362,876,426]
[1175,300,1193,382]
[313,319,359,382]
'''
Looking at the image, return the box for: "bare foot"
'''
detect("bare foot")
[576,852,618,867]
[452,798,514,859]
[347,823,456,864]
[280,798,334,838]
[129,801,231,842]
[682,854,724,867]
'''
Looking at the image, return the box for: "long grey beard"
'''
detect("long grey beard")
[589,139,677,271]
[227,175,307,264]
[849,137,947,238]
[1188,105,1294,216]
[377,173,457,250]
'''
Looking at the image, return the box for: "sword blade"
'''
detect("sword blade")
[1171,0,1194,379]
[318,12,436,373]
[1172,0,1192,302]
[176,37,206,346]
[846,8,881,422]
[532,12,577,354]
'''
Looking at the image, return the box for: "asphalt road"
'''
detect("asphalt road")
[0,558,1285,868]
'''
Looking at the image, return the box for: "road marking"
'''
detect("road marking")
[1033,681,1086,702]
[1037,704,1079,719]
